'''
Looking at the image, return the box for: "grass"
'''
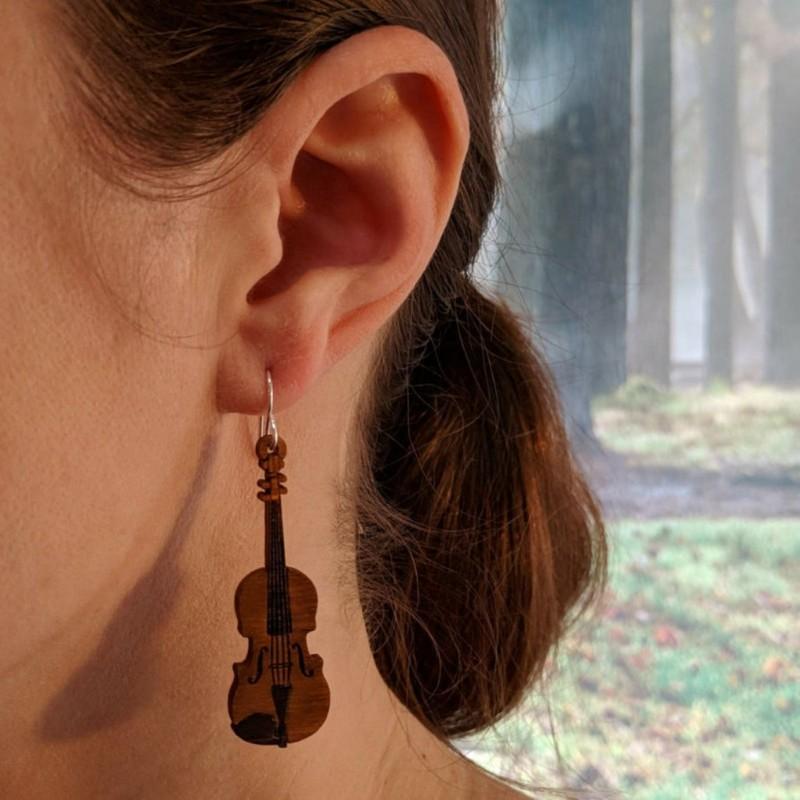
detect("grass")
[593,379,800,474]
[458,383,799,797]
[458,519,800,800]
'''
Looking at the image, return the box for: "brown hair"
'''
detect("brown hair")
[51,0,607,761]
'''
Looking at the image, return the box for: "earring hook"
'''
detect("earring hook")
[259,368,279,450]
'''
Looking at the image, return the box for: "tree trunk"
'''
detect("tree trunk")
[733,131,765,381]
[629,0,673,387]
[702,0,738,385]
[589,3,633,400]
[501,1,632,441]
[764,0,800,384]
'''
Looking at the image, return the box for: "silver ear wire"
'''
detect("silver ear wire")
[258,368,279,451]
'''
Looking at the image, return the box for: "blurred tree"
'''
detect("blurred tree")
[629,0,673,387]
[501,0,632,439]
[764,0,800,384]
[732,119,765,382]
[702,0,738,384]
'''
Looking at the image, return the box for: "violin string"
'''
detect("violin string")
[274,491,285,684]
[280,487,291,685]
[277,510,284,684]
[264,496,275,683]
[277,499,286,685]
[273,498,282,685]
[270,497,277,685]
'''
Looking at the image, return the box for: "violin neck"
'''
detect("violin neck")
[266,495,293,635]
[265,495,287,571]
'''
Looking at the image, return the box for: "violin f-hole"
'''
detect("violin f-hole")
[248,646,268,684]
[291,642,315,677]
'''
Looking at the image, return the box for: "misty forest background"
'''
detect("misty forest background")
[457,2,799,799]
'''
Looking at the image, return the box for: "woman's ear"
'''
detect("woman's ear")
[214,25,469,415]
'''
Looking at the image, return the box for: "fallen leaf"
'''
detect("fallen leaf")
[654,624,680,647]
[773,695,793,713]
[609,625,630,644]
[738,762,754,779]
[761,656,787,681]
[629,648,653,671]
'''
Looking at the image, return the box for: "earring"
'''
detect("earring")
[228,368,331,747]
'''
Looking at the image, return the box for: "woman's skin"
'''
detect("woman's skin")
[0,5,524,799]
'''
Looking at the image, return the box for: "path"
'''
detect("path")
[578,447,800,520]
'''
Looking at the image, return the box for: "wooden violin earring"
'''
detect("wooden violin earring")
[228,368,330,746]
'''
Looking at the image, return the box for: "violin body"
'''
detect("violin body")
[228,565,330,746]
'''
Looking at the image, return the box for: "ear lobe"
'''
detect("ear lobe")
[215,26,469,417]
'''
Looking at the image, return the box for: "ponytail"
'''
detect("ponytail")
[352,272,607,737]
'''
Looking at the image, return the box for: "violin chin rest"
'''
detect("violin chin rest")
[231,713,286,747]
